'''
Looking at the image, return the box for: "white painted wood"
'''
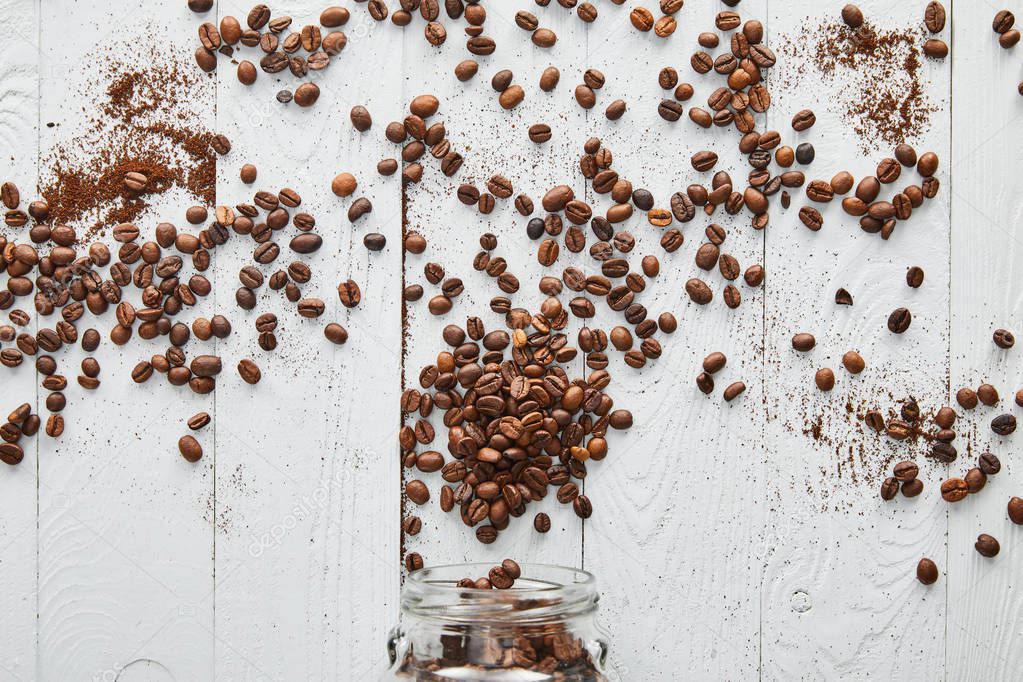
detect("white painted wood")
[35,2,215,680]
[949,4,1023,680]
[212,1,401,679]
[3,0,1023,680]
[0,0,38,679]
[579,2,768,680]
[762,1,950,679]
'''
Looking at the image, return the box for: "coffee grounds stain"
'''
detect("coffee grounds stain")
[39,44,215,241]
[779,20,938,154]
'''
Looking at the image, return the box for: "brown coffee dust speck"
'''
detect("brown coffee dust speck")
[40,48,215,240]
[780,21,938,153]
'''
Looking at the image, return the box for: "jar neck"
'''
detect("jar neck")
[401,564,599,633]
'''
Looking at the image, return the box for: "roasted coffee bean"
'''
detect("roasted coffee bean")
[992,414,1016,435]
[977,452,1001,475]
[940,477,969,502]
[1009,497,1023,525]
[534,512,551,533]
[916,558,938,585]
[887,308,912,334]
[978,383,999,406]
[993,328,1015,348]
[178,435,203,463]
[237,358,261,384]
[337,279,361,308]
[723,381,746,402]
[792,333,816,352]
[814,368,835,391]
[880,477,900,500]
[975,534,1000,558]
[791,109,816,131]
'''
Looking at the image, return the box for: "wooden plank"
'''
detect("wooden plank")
[949,4,1023,679]
[211,1,402,678]
[400,6,591,575]
[761,2,950,678]
[35,2,215,679]
[580,2,767,679]
[0,0,39,679]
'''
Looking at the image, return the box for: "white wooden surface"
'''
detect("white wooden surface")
[1,1,1021,680]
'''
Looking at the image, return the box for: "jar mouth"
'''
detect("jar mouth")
[403,563,598,625]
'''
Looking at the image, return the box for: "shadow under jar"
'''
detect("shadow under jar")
[382,563,612,681]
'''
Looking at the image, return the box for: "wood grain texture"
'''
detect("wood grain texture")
[35,2,215,680]
[2,0,1022,680]
[949,4,1023,679]
[580,2,768,680]
[211,1,401,679]
[761,1,950,679]
[0,0,38,679]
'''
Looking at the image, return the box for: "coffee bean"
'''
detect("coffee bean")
[792,333,816,352]
[534,512,551,533]
[922,39,948,58]
[791,109,816,131]
[337,279,361,308]
[0,442,24,465]
[887,308,912,334]
[796,143,815,165]
[993,328,1015,349]
[723,381,746,402]
[975,534,1000,558]
[799,206,823,231]
[294,82,320,107]
[188,412,211,431]
[992,414,1016,435]
[940,477,969,502]
[916,558,938,585]
[815,368,835,391]
[685,278,712,304]
[902,479,923,497]
[842,4,864,28]
[178,435,203,462]
[956,387,978,409]
[237,358,261,384]
[1009,497,1023,524]
[880,477,899,500]
[978,383,999,406]
[842,351,865,374]
[932,443,953,464]
[979,452,1001,475]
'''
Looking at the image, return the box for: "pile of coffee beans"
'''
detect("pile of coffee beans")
[400,306,632,545]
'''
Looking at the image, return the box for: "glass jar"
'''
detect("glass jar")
[382,563,612,681]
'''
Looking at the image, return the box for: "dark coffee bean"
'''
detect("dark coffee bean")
[893,460,918,481]
[902,478,924,497]
[992,414,1016,435]
[975,534,1000,558]
[880,477,899,500]
[534,512,551,533]
[887,308,912,334]
[916,558,938,585]
[795,143,815,165]
[978,452,1001,475]
[993,328,1015,348]
[928,443,957,464]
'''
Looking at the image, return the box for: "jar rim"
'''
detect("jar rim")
[403,563,598,624]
